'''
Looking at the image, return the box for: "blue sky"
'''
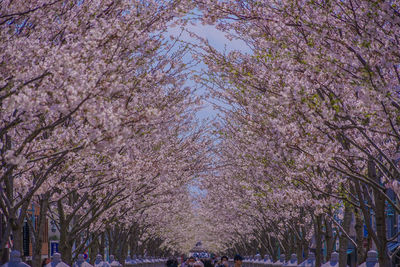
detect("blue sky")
[166,21,250,121]
[165,21,251,200]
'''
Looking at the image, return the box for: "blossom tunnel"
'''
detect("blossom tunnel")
[0,0,399,267]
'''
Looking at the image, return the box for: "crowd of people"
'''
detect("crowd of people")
[1,250,124,267]
[167,255,243,267]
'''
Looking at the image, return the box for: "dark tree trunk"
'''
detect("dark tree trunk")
[89,233,100,265]
[31,196,49,267]
[58,200,73,266]
[324,217,334,262]
[11,221,23,253]
[100,232,105,257]
[301,226,310,260]
[289,232,295,260]
[265,234,276,261]
[338,203,352,267]
[117,232,129,265]
[315,215,323,267]
[354,207,365,265]
[369,158,390,266]
[295,228,303,263]
[120,239,128,266]
[59,229,73,266]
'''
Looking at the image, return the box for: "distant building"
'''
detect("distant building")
[22,204,49,261]
[189,242,209,258]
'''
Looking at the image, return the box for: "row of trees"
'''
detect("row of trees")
[1,0,207,265]
[194,0,400,266]
[3,0,400,266]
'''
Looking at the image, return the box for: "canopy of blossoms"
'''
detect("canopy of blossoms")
[1,0,399,266]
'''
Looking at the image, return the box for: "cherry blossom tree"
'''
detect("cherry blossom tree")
[0,0,208,264]
[194,0,400,265]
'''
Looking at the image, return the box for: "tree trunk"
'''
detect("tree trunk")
[117,232,129,265]
[9,200,31,256]
[338,203,352,267]
[280,233,289,258]
[89,233,100,265]
[11,222,23,253]
[324,217,334,262]
[295,228,303,263]
[58,201,73,266]
[288,232,295,260]
[108,228,118,257]
[273,237,279,262]
[0,134,13,259]
[266,234,276,261]
[353,181,379,247]
[32,196,49,267]
[354,207,365,265]
[315,215,323,267]
[301,226,310,260]
[0,218,11,263]
[100,232,105,257]
[120,240,128,266]
[370,157,390,266]
[59,237,73,266]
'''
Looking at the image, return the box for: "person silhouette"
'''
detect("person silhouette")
[274,254,285,265]
[1,250,30,267]
[321,252,341,267]
[46,253,69,267]
[125,256,132,265]
[94,255,110,267]
[108,256,121,267]
[286,254,297,266]
[299,252,315,267]
[358,250,378,267]
[73,254,92,267]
